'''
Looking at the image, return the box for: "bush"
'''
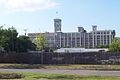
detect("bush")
[0,73,25,79]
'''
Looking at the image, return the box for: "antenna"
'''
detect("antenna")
[56,11,58,14]
[56,11,59,18]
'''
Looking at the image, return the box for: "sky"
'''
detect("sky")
[0,0,120,37]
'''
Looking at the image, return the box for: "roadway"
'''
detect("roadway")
[0,69,120,76]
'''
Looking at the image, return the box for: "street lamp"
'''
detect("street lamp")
[24,29,27,36]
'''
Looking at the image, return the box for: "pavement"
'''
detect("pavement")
[0,69,120,76]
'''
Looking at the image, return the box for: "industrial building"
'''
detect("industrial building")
[28,18,115,48]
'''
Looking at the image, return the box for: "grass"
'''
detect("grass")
[0,64,120,70]
[0,72,120,80]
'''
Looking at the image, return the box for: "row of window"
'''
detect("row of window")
[92,31,111,34]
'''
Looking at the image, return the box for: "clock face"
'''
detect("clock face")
[56,23,60,30]
[93,28,96,31]
[56,22,60,27]
[55,22,61,32]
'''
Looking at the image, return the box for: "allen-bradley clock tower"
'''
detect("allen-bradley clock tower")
[54,18,62,33]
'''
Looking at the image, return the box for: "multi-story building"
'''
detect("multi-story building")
[28,18,115,48]
[89,25,115,48]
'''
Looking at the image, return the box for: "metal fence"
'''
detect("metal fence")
[0,52,120,64]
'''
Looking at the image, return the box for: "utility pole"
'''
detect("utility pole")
[11,26,14,52]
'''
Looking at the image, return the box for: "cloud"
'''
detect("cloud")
[0,0,58,13]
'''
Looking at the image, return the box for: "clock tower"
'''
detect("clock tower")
[54,19,62,32]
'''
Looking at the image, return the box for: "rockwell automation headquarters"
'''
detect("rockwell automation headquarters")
[28,18,115,49]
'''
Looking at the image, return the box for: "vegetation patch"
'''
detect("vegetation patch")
[0,72,120,80]
[14,72,120,80]
[0,73,25,79]
[0,64,120,70]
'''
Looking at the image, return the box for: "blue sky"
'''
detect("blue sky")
[0,0,120,37]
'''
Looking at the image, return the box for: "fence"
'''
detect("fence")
[0,52,120,64]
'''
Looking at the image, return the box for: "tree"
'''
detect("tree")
[109,38,120,52]
[35,33,47,51]
[0,27,18,52]
[0,27,36,52]
[16,36,36,52]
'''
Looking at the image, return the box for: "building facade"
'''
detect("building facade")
[28,18,115,48]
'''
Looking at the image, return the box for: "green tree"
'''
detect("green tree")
[109,38,120,52]
[0,27,36,52]
[16,36,36,52]
[0,27,18,52]
[35,33,47,51]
